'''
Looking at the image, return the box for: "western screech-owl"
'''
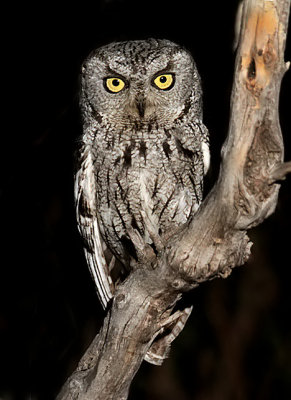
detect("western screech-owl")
[75,39,210,310]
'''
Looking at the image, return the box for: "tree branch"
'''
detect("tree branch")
[57,1,290,399]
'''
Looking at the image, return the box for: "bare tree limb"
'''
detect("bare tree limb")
[57,1,290,399]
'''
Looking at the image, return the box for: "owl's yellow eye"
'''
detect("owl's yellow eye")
[105,77,126,93]
[153,73,175,90]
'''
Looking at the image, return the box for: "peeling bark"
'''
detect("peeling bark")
[57,1,290,399]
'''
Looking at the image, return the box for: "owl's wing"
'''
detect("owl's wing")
[74,145,114,309]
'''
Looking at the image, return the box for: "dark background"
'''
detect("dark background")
[1,1,290,399]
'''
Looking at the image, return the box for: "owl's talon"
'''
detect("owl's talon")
[126,227,156,263]
[140,210,165,252]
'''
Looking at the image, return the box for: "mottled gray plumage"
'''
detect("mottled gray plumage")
[75,39,210,311]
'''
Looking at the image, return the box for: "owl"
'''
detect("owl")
[75,39,210,363]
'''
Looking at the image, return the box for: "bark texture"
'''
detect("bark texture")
[57,1,290,399]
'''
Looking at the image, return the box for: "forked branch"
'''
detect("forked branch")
[57,1,290,399]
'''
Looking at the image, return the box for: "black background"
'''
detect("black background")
[1,1,291,399]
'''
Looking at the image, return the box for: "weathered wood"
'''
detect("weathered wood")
[57,1,290,399]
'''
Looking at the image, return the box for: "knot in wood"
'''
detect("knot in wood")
[115,293,127,309]
[171,279,185,290]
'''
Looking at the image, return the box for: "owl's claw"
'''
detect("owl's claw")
[127,227,157,263]
[140,210,165,252]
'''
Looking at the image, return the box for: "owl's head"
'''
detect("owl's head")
[81,39,202,127]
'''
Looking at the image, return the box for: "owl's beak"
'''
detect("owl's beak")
[127,95,154,119]
[135,97,145,118]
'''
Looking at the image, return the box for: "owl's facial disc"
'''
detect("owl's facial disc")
[82,40,201,125]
